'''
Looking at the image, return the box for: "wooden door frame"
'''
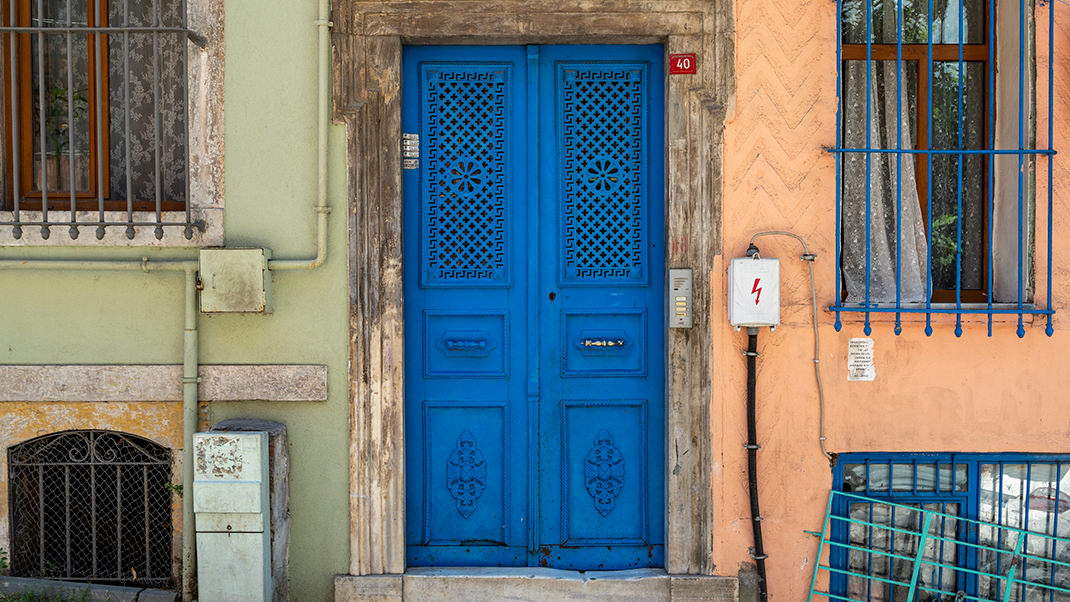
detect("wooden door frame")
[335,0,732,582]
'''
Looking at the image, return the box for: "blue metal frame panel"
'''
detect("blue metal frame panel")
[829,452,1070,600]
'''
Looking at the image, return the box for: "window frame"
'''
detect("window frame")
[831,0,1056,336]
[831,452,1070,600]
[0,0,215,244]
[840,32,993,304]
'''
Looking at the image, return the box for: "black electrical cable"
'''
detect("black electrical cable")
[746,327,769,602]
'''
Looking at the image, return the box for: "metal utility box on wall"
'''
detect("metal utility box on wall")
[728,256,780,330]
[199,248,272,313]
[194,431,272,602]
[211,419,290,602]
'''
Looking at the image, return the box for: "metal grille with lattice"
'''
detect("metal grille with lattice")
[423,66,508,284]
[561,65,646,282]
[8,430,174,587]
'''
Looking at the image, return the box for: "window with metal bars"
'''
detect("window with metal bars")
[832,0,1056,337]
[8,430,175,587]
[0,0,200,240]
[831,453,1070,601]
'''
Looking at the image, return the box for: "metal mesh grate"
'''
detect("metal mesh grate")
[815,455,1070,601]
[8,430,174,587]
[423,65,508,284]
[560,64,646,282]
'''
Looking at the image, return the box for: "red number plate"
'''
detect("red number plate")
[669,53,697,74]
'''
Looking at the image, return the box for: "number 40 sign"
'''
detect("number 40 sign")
[669,53,697,74]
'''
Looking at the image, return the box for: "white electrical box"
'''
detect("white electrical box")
[728,256,780,330]
[194,431,272,602]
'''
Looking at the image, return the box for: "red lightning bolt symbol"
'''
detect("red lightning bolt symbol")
[751,278,762,305]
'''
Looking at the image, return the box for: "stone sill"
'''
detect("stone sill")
[0,364,328,402]
[0,208,223,247]
[335,569,738,602]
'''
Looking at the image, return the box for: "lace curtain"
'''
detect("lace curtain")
[0,0,186,206]
[842,59,930,304]
[106,0,186,203]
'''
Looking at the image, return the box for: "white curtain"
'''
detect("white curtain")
[842,60,930,304]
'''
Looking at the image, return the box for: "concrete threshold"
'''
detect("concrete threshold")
[335,568,738,602]
[407,566,667,600]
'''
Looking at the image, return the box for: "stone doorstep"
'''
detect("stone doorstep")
[334,570,739,602]
[0,576,177,602]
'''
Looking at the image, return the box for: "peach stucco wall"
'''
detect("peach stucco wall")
[716,0,1070,597]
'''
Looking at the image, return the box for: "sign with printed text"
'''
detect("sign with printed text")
[847,338,875,381]
[669,53,697,74]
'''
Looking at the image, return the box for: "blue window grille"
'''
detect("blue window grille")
[831,0,1056,337]
[810,453,1070,601]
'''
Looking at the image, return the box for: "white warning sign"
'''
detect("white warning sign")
[847,338,875,381]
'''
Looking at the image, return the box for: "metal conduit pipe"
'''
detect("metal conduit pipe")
[181,267,199,602]
[745,327,769,602]
[269,0,332,271]
[0,258,196,271]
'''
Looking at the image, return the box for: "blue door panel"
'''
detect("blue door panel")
[555,59,652,287]
[535,44,665,570]
[562,310,647,376]
[419,61,513,288]
[423,312,508,377]
[561,399,649,544]
[423,402,509,544]
[404,44,664,570]
[403,45,529,567]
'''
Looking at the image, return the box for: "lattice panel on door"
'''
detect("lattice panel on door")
[560,65,647,283]
[422,66,509,284]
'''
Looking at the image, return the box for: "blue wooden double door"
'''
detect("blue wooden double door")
[402,45,665,570]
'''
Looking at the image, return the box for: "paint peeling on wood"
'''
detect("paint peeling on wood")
[338,0,733,578]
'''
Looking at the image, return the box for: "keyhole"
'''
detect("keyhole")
[548,292,556,301]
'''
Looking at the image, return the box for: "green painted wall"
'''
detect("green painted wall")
[0,0,352,598]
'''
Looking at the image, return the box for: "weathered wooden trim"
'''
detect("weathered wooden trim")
[364,12,704,38]
[339,0,732,580]
[344,33,406,576]
[0,364,327,402]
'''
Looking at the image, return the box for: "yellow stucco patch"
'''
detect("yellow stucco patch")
[0,402,184,560]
